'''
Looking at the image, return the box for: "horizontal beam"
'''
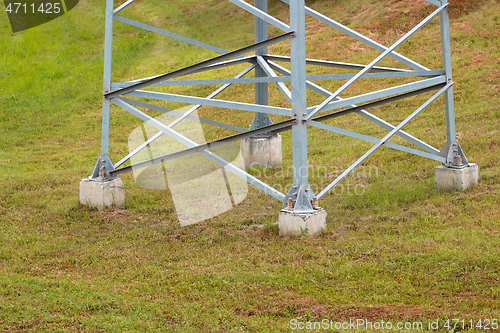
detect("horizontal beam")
[306,76,446,115]
[120,98,247,133]
[105,31,295,98]
[111,70,444,88]
[126,90,291,116]
[114,85,447,181]
[264,55,412,73]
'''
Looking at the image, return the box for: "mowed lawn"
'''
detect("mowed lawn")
[0,0,499,331]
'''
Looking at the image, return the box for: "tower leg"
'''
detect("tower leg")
[279,0,326,236]
[81,0,124,209]
[240,0,282,170]
[434,0,478,191]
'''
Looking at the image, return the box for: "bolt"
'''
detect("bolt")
[312,197,319,209]
[99,166,106,180]
[287,197,293,209]
[303,113,307,116]
[455,155,463,166]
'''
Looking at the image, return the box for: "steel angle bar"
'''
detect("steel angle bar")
[263,83,446,136]
[113,0,137,14]
[356,110,440,154]
[188,55,257,75]
[114,16,228,55]
[110,70,444,89]
[126,90,291,116]
[440,1,456,143]
[310,84,445,123]
[305,76,446,114]
[115,83,446,171]
[256,56,291,102]
[309,83,442,155]
[100,0,114,156]
[105,32,295,98]
[114,65,255,169]
[309,121,445,163]
[111,63,259,89]
[305,4,447,121]
[425,0,441,6]
[119,98,246,133]
[111,98,286,201]
[265,55,412,73]
[227,0,290,32]
[113,56,258,88]
[305,71,445,80]
[317,82,453,199]
[278,0,430,71]
[112,76,288,89]
[111,118,296,178]
[268,60,443,154]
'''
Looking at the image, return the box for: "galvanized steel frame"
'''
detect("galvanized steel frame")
[91,0,467,213]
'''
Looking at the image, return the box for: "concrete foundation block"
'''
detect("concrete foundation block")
[278,209,327,236]
[80,178,125,210]
[435,163,479,191]
[240,135,282,169]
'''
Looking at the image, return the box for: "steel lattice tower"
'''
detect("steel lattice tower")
[80,0,478,234]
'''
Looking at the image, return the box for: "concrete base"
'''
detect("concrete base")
[278,209,327,236]
[435,163,479,191]
[240,135,282,169]
[80,178,125,210]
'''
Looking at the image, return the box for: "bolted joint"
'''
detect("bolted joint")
[439,140,469,169]
[90,154,117,181]
[284,184,316,213]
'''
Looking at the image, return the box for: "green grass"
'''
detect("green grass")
[1,0,500,331]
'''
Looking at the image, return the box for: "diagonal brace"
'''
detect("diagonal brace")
[112,98,286,201]
[113,65,256,169]
[279,0,430,71]
[268,59,442,154]
[317,82,453,199]
[227,0,291,32]
[304,4,447,121]
[256,56,291,103]
[105,31,295,98]
[114,16,228,55]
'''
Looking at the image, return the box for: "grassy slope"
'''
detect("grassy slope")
[0,0,499,331]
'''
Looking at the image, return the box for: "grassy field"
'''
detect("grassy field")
[1,0,499,331]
